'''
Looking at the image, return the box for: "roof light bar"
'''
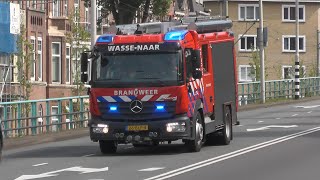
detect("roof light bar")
[164,30,188,41]
[96,34,114,44]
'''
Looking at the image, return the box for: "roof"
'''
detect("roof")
[204,0,320,2]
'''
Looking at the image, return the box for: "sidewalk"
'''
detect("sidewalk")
[4,96,320,150]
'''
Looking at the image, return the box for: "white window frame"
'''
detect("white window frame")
[238,35,257,52]
[30,36,36,81]
[282,5,305,22]
[282,65,306,79]
[282,35,306,53]
[52,0,61,17]
[51,106,59,132]
[238,4,260,21]
[64,0,68,17]
[66,44,71,84]
[239,65,255,82]
[37,37,43,81]
[52,42,61,83]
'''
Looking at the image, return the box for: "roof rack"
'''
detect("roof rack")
[107,16,232,35]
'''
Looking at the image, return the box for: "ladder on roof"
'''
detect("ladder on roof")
[110,16,232,35]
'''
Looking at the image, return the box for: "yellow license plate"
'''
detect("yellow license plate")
[127,125,149,131]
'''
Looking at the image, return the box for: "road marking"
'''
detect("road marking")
[15,166,109,180]
[238,125,243,127]
[139,167,165,172]
[258,121,264,123]
[292,114,298,117]
[247,125,298,132]
[82,154,95,157]
[295,105,320,109]
[145,126,320,180]
[275,118,281,120]
[307,111,312,113]
[32,163,48,167]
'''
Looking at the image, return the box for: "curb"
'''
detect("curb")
[3,128,89,150]
[4,95,320,150]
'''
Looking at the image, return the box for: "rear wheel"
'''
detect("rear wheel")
[217,107,232,145]
[99,140,117,154]
[185,111,204,152]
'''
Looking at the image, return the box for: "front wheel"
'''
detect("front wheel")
[99,140,117,154]
[185,111,204,152]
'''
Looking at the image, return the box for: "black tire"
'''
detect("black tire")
[185,111,204,152]
[99,140,117,154]
[217,107,232,145]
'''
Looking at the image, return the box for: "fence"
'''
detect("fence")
[0,96,90,138]
[238,77,320,106]
[1,77,320,138]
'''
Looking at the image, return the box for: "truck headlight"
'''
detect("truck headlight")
[166,122,186,132]
[92,124,109,134]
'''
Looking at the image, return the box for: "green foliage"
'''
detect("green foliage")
[152,0,172,20]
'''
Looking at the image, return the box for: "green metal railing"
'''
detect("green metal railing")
[0,96,90,138]
[238,77,320,106]
[1,77,320,138]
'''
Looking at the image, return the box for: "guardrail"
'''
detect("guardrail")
[238,77,320,106]
[0,96,90,138]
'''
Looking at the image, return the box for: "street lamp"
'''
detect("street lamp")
[294,0,300,99]
[259,0,265,103]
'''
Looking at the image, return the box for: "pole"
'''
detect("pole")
[91,0,97,49]
[259,0,265,103]
[295,0,300,99]
[317,30,320,76]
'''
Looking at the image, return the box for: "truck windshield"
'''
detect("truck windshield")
[92,52,183,86]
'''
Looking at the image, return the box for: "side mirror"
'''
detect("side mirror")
[191,50,202,79]
[80,53,88,83]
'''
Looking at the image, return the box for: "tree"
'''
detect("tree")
[152,0,172,21]
[66,8,91,128]
[83,0,172,25]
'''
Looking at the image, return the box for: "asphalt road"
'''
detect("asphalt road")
[1,100,320,180]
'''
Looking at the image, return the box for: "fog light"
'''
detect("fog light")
[92,124,109,134]
[166,122,186,132]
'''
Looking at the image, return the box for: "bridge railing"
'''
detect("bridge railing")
[238,77,320,106]
[0,96,90,138]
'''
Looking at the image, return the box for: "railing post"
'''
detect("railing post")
[58,100,62,131]
[31,102,37,135]
[3,104,8,137]
[46,101,50,132]
[69,99,73,129]
[80,97,84,128]
[17,103,22,136]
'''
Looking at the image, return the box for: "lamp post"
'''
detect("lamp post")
[90,0,96,49]
[294,0,300,99]
[259,0,265,103]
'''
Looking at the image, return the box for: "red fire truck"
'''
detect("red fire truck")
[80,17,238,154]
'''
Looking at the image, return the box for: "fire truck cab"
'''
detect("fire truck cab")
[81,17,238,154]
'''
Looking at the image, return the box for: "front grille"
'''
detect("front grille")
[98,101,176,121]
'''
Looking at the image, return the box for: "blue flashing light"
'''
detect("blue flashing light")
[109,106,118,111]
[156,105,165,110]
[164,30,188,41]
[96,34,114,43]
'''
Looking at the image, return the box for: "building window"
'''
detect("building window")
[64,0,68,17]
[239,65,255,82]
[239,4,259,21]
[201,44,208,72]
[51,106,59,132]
[30,36,36,80]
[72,51,80,84]
[52,42,61,83]
[37,37,42,81]
[239,35,257,52]
[40,0,45,11]
[282,35,306,52]
[53,0,61,17]
[282,65,306,79]
[66,44,71,84]
[282,5,305,22]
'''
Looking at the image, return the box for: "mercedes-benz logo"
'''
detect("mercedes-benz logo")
[130,100,143,113]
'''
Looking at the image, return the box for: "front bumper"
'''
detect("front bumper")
[89,115,193,143]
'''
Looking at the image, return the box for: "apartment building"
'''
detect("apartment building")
[204,0,320,82]
[8,0,89,100]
